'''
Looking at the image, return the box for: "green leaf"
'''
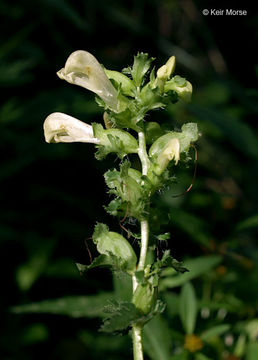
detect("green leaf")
[135,270,145,283]
[188,103,258,160]
[143,315,172,360]
[171,352,189,360]
[100,300,141,334]
[11,293,112,318]
[145,122,164,144]
[152,250,188,275]
[76,254,116,273]
[163,292,180,318]
[179,282,197,334]
[236,214,258,231]
[92,123,138,160]
[160,255,222,289]
[156,232,170,241]
[104,69,136,96]
[139,84,167,112]
[200,324,230,341]
[104,161,148,220]
[92,223,137,274]
[246,343,258,360]
[131,52,155,87]
[113,272,132,302]
[195,354,213,360]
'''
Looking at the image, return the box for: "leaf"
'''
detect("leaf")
[92,123,138,160]
[143,315,172,360]
[131,52,155,87]
[246,343,258,360]
[104,161,148,220]
[92,223,137,274]
[104,69,136,96]
[200,324,230,341]
[168,209,212,248]
[76,254,113,273]
[171,352,189,360]
[188,103,258,160]
[163,292,180,317]
[179,282,197,335]
[11,293,113,318]
[99,300,141,334]
[154,250,188,274]
[157,232,170,241]
[195,354,213,360]
[236,214,258,231]
[160,255,222,289]
[113,272,132,302]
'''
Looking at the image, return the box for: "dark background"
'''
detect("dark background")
[0,0,257,359]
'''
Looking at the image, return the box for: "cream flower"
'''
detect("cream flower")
[43,112,100,144]
[57,50,119,110]
[157,138,180,171]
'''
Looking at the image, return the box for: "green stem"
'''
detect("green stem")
[132,325,144,360]
[138,131,150,176]
[138,219,149,271]
[131,130,150,360]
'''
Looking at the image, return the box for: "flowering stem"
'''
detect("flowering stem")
[132,324,144,360]
[138,131,149,176]
[131,130,150,360]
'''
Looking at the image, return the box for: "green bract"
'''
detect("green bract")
[104,161,148,220]
[92,123,138,160]
[92,223,137,274]
[132,280,157,315]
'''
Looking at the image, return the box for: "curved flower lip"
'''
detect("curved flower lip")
[57,50,119,110]
[43,112,100,144]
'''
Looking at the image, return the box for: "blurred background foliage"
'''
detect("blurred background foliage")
[0,0,257,359]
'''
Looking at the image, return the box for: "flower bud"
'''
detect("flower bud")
[154,56,176,92]
[43,112,99,144]
[57,50,119,111]
[165,55,176,77]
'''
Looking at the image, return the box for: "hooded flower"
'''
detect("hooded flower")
[57,50,119,111]
[43,112,100,144]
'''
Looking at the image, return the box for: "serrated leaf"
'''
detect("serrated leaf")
[104,161,148,220]
[179,282,197,334]
[131,53,155,87]
[152,250,188,275]
[100,300,141,334]
[11,293,112,318]
[160,255,222,289]
[92,123,138,160]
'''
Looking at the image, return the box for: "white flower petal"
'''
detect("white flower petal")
[43,112,100,144]
[57,50,118,110]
